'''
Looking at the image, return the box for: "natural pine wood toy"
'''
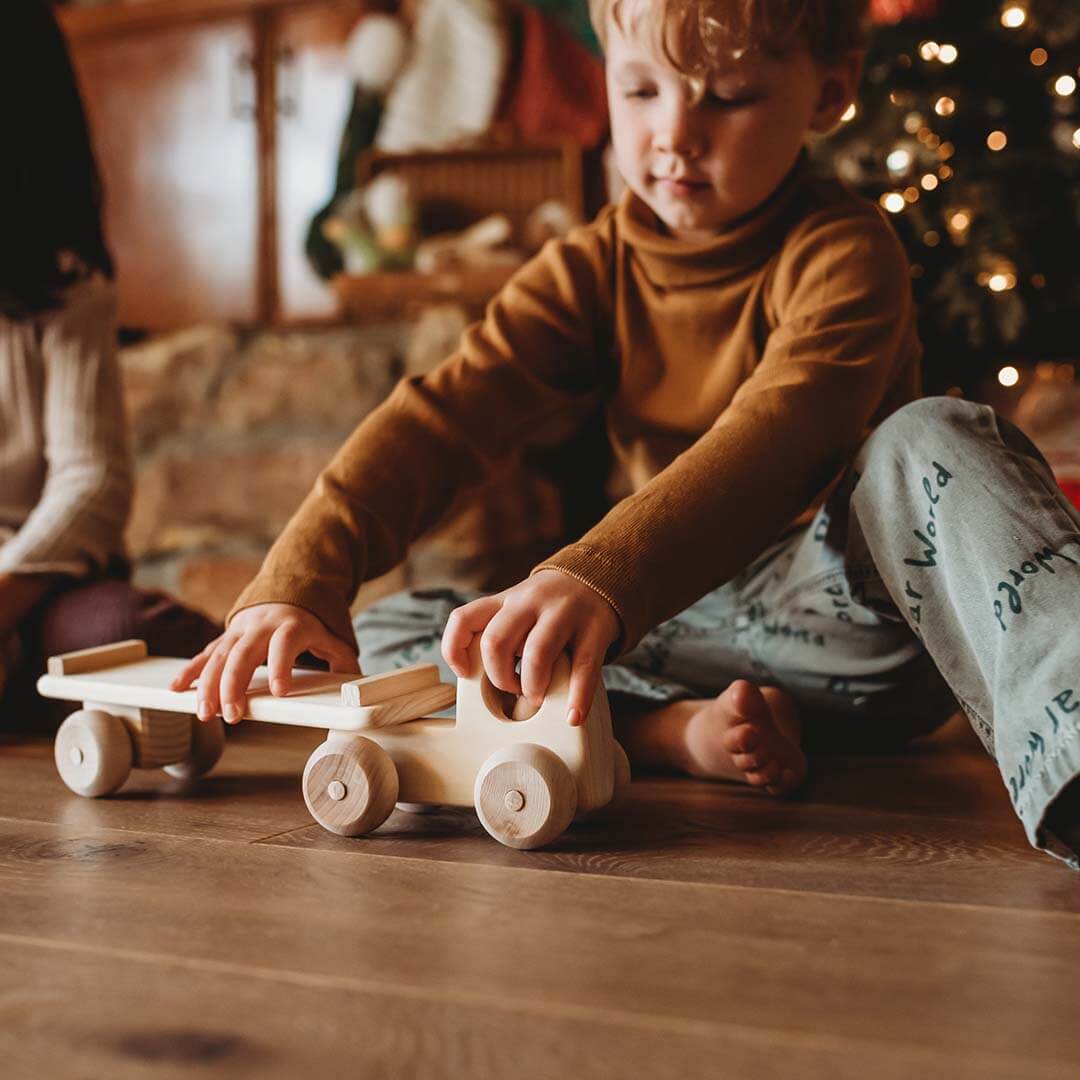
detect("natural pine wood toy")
[37,638,629,849]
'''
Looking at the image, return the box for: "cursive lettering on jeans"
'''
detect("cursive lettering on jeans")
[1009,687,1079,808]
[993,545,1078,632]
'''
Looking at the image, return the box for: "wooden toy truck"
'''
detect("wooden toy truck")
[37,639,629,849]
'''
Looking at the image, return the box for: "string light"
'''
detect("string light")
[998,366,1020,388]
[983,258,1019,293]
[887,147,913,172]
[1000,5,1027,29]
[919,41,940,61]
[903,186,920,203]
[923,230,941,246]
[947,208,972,241]
[987,130,1008,150]
[880,192,906,213]
[939,44,959,64]
[1073,128,1080,149]
[921,173,939,191]
[938,164,954,180]
[1054,74,1077,96]
[840,102,857,123]
[904,112,924,134]
[1030,48,1048,66]
[935,96,956,116]
[938,141,955,160]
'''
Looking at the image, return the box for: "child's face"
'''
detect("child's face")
[605,16,857,240]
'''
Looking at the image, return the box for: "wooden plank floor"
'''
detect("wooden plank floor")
[2,715,1078,1079]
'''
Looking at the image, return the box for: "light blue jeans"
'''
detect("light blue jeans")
[354,398,1080,867]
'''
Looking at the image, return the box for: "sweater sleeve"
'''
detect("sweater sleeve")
[536,207,919,654]
[0,281,132,577]
[229,215,616,645]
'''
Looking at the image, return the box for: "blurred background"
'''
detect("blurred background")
[48,0,1080,621]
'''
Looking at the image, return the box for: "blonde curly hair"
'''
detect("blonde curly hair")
[589,0,870,70]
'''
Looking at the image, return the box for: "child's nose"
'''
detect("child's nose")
[653,99,703,159]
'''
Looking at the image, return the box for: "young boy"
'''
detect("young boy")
[175,0,1080,865]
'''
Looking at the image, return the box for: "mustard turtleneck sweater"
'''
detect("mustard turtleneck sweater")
[230,158,921,654]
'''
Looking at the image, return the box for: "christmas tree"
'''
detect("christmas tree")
[822,0,1080,396]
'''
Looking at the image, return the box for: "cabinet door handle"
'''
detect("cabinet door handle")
[230,50,257,120]
[277,44,298,118]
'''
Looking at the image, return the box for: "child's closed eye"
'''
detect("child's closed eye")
[703,91,762,109]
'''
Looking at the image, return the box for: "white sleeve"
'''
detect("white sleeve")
[0,280,132,576]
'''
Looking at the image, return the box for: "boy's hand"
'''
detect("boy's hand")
[441,570,620,727]
[170,603,359,724]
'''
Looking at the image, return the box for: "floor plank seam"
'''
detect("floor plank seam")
[0,813,315,848]
[248,824,321,845]
[6,813,1073,920]
[1,930,1069,1071]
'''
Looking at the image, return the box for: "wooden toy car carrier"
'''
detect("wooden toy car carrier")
[37,639,629,850]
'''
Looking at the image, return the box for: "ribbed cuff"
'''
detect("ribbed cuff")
[532,543,637,656]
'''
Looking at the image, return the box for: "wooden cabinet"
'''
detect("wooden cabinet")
[61,0,370,331]
[70,15,261,327]
[270,2,364,322]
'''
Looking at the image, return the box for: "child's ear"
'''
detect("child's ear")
[809,50,863,134]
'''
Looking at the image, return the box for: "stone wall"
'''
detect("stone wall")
[120,321,409,624]
[119,311,571,627]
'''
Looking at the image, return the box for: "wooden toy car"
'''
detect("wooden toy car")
[37,638,630,849]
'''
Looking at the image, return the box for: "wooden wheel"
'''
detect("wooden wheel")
[303,737,399,837]
[54,709,133,797]
[474,744,577,850]
[395,802,437,814]
[164,717,226,781]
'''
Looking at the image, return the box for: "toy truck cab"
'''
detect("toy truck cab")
[307,639,629,848]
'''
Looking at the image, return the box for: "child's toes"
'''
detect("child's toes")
[752,759,783,787]
[722,723,760,755]
[766,767,800,797]
[732,751,761,772]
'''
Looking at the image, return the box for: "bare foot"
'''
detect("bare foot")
[682,680,807,796]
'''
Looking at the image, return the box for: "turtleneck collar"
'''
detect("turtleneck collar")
[615,151,813,289]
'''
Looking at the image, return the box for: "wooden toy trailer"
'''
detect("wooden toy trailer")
[37,639,629,850]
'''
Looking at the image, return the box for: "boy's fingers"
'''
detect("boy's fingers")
[442,596,502,676]
[566,628,609,725]
[309,634,361,675]
[265,623,305,696]
[324,646,361,675]
[195,637,235,721]
[566,656,601,725]
[170,654,207,691]
[170,638,220,690]
[518,616,567,704]
[479,606,534,696]
[219,633,268,723]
